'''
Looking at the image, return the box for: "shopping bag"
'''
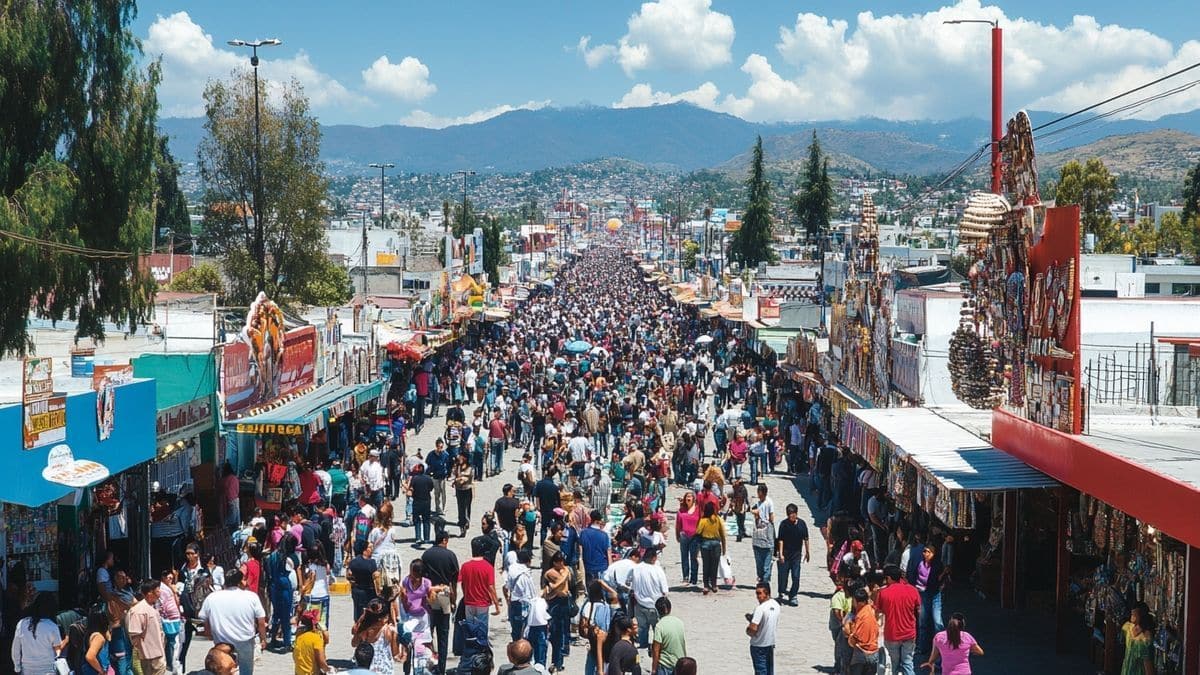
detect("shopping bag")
[719,554,735,587]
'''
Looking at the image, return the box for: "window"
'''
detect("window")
[1144,282,1161,294]
[1172,283,1200,296]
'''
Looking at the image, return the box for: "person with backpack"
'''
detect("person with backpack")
[177,542,211,672]
[265,533,300,650]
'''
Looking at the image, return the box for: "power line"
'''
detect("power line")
[1031,60,1200,133]
[0,228,138,259]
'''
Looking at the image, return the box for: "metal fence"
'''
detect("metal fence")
[1084,342,1199,407]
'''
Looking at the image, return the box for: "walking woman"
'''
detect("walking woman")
[300,548,333,631]
[266,533,300,650]
[922,613,983,675]
[695,500,727,595]
[11,592,61,675]
[674,491,701,586]
[601,613,640,675]
[81,605,113,675]
[453,452,476,537]
[398,559,435,665]
[156,569,183,672]
[368,506,403,590]
[351,598,404,675]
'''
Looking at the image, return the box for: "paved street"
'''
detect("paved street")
[220,407,1094,675]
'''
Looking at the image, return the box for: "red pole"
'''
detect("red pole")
[991,24,1003,194]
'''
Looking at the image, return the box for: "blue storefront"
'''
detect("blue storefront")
[0,379,157,598]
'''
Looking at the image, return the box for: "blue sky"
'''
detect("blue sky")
[133,0,1200,127]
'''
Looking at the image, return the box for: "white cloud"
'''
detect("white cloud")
[577,0,734,75]
[400,100,552,129]
[575,36,618,69]
[612,82,751,117]
[144,11,365,117]
[723,0,1195,122]
[361,56,436,101]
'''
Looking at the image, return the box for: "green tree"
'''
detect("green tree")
[1054,159,1120,252]
[1158,212,1194,256]
[154,135,191,252]
[1127,217,1159,257]
[792,131,833,253]
[1183,160,1200,226]
[453,197,476,237]
[167,262,225,296]
[681,240,701,270]
[0,0,160,356]
[480,215,507,287]
[197,72,347,306]
[729,136,776,270]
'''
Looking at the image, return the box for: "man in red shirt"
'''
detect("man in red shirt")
[414,368,430,431]
[459,538,503,628]
[488,409,509,476]
[876,565,921,675]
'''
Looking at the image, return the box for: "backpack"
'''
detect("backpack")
[187,570,215,618]
[353,510,373,550]
[63,617,90,674]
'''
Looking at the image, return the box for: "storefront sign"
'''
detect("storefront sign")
[24,395,67,449]
[42,444,109,488]
[70,349,95,378]
[890,339,921,402]
[234,423,303,435]
[375,252,399,266]
[279,326,317,397]
[92,365,133,391]
[895,291,926,335]
[758,296,781,320]
[156,397,213,446]
[23,357,53,401]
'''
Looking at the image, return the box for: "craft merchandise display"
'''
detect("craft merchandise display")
[1066,493,1184,673]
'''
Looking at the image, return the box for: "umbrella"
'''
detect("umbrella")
[553,357,568,367]
[565,340,592,354]
[694,335,714,345]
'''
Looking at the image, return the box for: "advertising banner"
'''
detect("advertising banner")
[156,396,213,447]
[90,364,132,441]
[278,326,317,397]
[220,341,254,415]
[22,357,63,450]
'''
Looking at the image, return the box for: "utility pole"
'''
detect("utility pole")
[453,169,476,235]
[944,18,1002,193]
[228,38,282,294]
[367,162,394,295]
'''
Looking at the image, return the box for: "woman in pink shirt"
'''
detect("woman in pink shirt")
[727,433,749,479]
[674,491,701,586]
[156,570,183,672]
[923,613,984,674]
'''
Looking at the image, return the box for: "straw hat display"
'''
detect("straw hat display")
[958,192,1011,243]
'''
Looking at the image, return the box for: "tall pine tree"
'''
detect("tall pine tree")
[0,1,161,355]
[1182,160,1200,254]
[793,131,833,257]
[729,136,775,270]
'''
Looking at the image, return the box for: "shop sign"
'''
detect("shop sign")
[70,348,95,378]
[375,252,399,266]
[42,444,109,488]
[758,296,781,320]
[157,397,213,445]
[278,326,317,397]
[23,357,53,402]
[92,364,133,391]
[890,339,921,402]
[234,423,303,435]
[220,342,253,415]
[24,395,67,450]
[895,291,926,335]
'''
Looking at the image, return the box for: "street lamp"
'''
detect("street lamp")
[227,38,282,294]
[453,170,476,235]
[943,19,1002,193]
[366,162,394,294]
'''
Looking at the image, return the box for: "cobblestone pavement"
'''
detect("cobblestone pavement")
[199,406,1096,675]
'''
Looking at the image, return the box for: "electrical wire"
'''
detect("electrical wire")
[0,228,138,259]
[1030,60,1200,134]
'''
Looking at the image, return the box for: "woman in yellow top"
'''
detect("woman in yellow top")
[291,612,329,675]
[1120,602,1156,675]
[695,501,727,595]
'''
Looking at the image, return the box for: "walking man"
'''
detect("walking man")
[421,530,460,675]
[427,440,452,515]
[629,547,670,650]
[198,570,268,675]
[579,509,612,586]
[650,596,687,675]
[847,586,881,675]
[127,580,168,675]
[774,504,810,606]
[460,537,503,627]
[746,581,780,675]
[876,565,921,675]
[489,409,509,476]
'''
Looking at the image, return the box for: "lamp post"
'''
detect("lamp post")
[227,38,282,294]
[366,162,394,294]
[943,19,1002,193]
[453,169,476,235]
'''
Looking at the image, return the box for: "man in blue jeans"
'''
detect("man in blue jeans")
[774,503,810,606]
[746,581,780,675]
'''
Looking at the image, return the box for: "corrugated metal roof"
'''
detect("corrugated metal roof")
[847,408,1058,492]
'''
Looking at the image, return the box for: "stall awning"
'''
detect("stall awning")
[756,328,801,355]
[848,408,1056,492]
[0,380,158,507]
[225,379,383,435]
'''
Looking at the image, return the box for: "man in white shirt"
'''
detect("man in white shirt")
[503,549,539,641]
[361,450,385,507]
[746,581,781,675]
[566,431,592,488]
[602,549,639,612]
[629,548,670,650]
[464,366,478,401]
[198,571,267,675]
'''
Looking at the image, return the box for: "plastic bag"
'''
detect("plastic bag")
[719,554,735,587]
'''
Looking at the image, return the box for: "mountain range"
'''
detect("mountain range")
[158,102,1200,177]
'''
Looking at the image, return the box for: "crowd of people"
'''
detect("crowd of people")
[4,247,1030,675]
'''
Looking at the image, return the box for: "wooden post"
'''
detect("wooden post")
[1001,490,1018,609]
[1055,488,1071,652]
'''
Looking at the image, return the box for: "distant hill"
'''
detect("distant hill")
[1037,129,1200,186]
[157,102,1200,176]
